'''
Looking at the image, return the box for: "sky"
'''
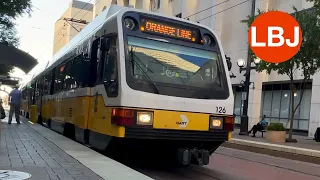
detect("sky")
[13,0,92,84]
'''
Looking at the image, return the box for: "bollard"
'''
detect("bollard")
[228,131,232,141]
[30,105,37,123]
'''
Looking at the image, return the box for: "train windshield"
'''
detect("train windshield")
[125,36,229,99]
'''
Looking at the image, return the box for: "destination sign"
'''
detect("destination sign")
[140,18,197,42]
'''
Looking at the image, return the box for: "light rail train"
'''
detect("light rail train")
[20,5,235,166]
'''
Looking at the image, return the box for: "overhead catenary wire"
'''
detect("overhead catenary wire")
[54,0,251,49]
[38,0,103,72]
[39,0,252,73]
[52,0,95,48]
[197,0,251,22]
[41,0,105,71]
[35,0,95,64]
[50,0,100,56]
[184,0,229,19]
[71,0,95,21]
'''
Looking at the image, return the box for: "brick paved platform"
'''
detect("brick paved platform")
[0,114,103,180]
[0,112,153,180]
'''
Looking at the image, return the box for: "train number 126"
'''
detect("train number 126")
[216,107,226,113]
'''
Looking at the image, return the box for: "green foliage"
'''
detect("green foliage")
[0,0,32,28]
[241,7,320,140]
[0,0,31,46]
[241,7,320,79]
[0,0,32,75]
[0,24,18,47]
[267,123,286,131]
[0,23,16,75]
[307,0,320,14]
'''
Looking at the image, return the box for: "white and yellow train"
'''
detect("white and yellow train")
[20,5,235,166]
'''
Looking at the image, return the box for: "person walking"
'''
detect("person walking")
[8,85,22,124]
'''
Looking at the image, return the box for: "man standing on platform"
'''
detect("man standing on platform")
[8,85,21,124]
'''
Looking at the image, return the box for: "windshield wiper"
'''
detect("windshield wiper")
[129,48,160,94]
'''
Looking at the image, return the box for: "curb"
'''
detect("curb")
[23,118,154,180]
[227,138,320,158]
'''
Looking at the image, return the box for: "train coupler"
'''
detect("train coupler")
[176,148,210,166]
[176,148,191,166]
[190,148,210,166]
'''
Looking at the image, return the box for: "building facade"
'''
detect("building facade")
[93,0,317,137]
[53,0,94,55]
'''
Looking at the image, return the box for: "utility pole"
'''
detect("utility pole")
[238,0,256,135]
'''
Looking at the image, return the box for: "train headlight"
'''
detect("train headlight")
[210,116,223,129]
[203,35,211,45]
[137,112,153,125]
[123,17,136,30]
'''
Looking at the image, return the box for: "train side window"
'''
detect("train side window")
[27,85,33,107]
[43,76,48,95]
[88,38,100,87]
[31,82,36,104]
[48,72,54,95]
[43,72,52,95]
[54,65,65,93]
[97,33,117,85]
[72,54,90,88]
[22,89,26,99]
[36,79,43,97]
[97,43,106,84]
[102,37,118,97]
[63,60,76,90]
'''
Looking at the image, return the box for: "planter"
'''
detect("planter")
[266,130,286,143]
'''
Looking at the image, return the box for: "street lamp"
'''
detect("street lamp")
[237,59,246,68]
[253,57,261,65]
[236,57,260,136]
[236,0,257,136]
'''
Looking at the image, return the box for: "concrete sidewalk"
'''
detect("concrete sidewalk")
[226,128,320,158]
[0,113,153,180]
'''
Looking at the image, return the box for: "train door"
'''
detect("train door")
[25,82,35,118]
[35,78,43,122]
[88,34,119,150]
[92,34,118,126]
[21,88,27,116]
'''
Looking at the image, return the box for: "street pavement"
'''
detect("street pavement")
[133,146,320,180]
[2,110,319,180]
[0,114,103,180]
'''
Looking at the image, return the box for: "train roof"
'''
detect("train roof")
[26,4,221,86]
[30,5,125,81]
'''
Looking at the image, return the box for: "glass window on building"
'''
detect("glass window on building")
[260,82,312,131]
[233,86,244,125]
[150,0,161,11]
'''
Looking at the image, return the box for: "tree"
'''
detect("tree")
[0,0,32,28]
[307,0,320,13]
[0,0,32,75]
[241,7,320,142]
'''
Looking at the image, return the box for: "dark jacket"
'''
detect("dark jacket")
[0,105,5,119]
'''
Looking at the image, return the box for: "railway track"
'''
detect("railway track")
[103,146,320,180]
[42,124,320,180]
